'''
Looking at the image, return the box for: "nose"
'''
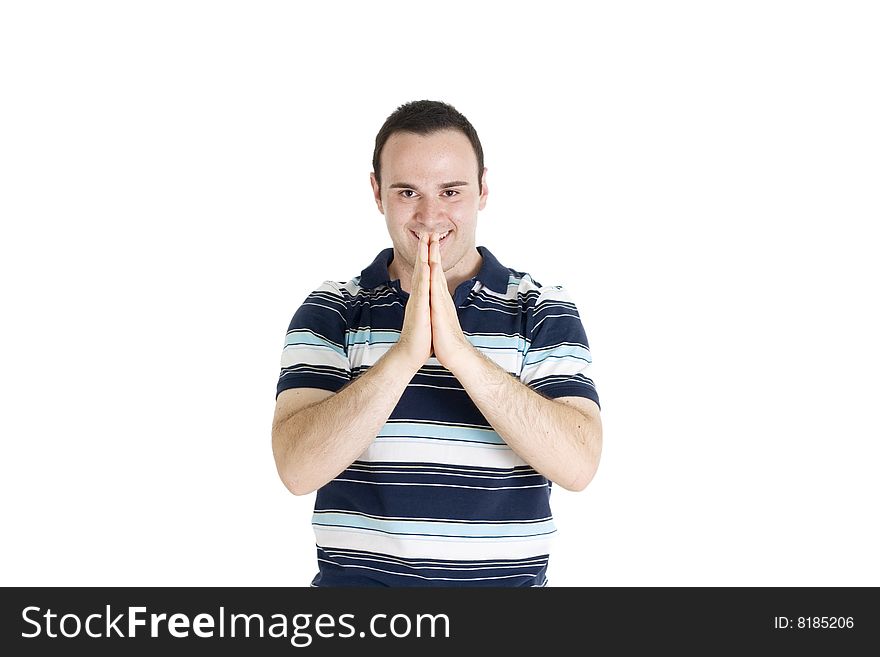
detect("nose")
[412,196,447,232]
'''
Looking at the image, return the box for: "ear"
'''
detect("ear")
[370,172,384,214]
[478,167,489,211]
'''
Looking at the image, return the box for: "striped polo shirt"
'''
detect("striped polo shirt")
[276,245,599,587]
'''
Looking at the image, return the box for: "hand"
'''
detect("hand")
[429,232,475,372]
[394,232,433,370]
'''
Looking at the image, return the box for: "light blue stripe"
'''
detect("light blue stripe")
[377,423,506,445]
[523,344,592,366]
[313,512,556,538]
[347,329,401,346]
[370,438,510,451]
[347,331,524,350]
[284,332,345,356]
[466,334,526,350]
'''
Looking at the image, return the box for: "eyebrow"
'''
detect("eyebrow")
[388,181,470,190]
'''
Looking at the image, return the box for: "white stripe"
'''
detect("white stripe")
[333,478,548,491]
[321,548,547,570]
[531,285,570,303]
[464,304,520,317]
[359,440,527,468]
[320,554,541,572]
[345,467,538,481]
[322,546,548,567]
[280,344,350,369]
[314,526,554,561]
[469,296,522,312]
[279,368,348,384]
[340,280,363,296]
[309,291,347,309]
[347,341,520,372]
[361,299,402,310]
[317,509,552,524]
[345,341,391,367]
[406,370,455,379]
[348,461,536,476]
[520,357,592,384]
[300,300,346,321]
[352,289,397,302]
[514,276,544,296]
[316,559,540,582]
[532,311,581,332]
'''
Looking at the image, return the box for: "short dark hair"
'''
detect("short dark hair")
[372,100,485,194]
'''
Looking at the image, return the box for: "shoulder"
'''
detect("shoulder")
[503,268,575,311]
[501,269,582,337]
[301,277,401,318]
[289,280,359,326]
[305,278,365,304]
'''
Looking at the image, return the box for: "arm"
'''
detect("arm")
[272,345,420,496]
[425,233,602,492]
[272,234,434,496]
[448,347,602,491]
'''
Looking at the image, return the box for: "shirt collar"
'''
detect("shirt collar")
[358,245,510,294]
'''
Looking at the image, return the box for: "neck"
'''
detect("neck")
[391,247,482,295]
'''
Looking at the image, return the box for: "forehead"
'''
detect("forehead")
[380,129,478,182]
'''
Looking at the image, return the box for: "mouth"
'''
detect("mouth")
[411,229,452,246]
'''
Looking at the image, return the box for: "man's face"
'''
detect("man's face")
[370,129,488,277]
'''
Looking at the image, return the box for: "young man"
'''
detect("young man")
[272,100,602,586]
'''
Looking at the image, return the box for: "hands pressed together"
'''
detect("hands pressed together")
[396,232,475,373]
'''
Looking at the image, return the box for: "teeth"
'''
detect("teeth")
[411,230,450,240]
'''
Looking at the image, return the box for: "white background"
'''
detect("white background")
[2,1,878,587]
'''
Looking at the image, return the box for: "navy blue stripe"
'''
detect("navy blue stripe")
[313,546,548,587]
[315,478,552,522]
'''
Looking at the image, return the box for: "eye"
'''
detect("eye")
[399,189,417,198]
[442,190,460,197]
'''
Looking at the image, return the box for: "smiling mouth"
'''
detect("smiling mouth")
[411,230,452,243]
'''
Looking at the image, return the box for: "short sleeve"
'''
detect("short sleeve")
[276,281,352,399]
[519,285,600,409]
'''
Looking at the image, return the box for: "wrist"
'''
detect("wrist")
[444,341,480,378]
[387,342,427,377]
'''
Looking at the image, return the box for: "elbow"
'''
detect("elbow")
[272,427,318,497]
[276,458,320,496]
[562,427,602,492]
[285,476,318,497]
[564,465,597,492]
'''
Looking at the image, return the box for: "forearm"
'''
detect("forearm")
[449,347,600,491]
[273,346,420,495]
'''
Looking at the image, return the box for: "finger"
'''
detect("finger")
[429,232,441,265]
[429,236,442,287]
[411,232,423,287]
[431,238,448,289]
[415,233,429,269]
[422,232,430,267]
[419,233,431,302]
